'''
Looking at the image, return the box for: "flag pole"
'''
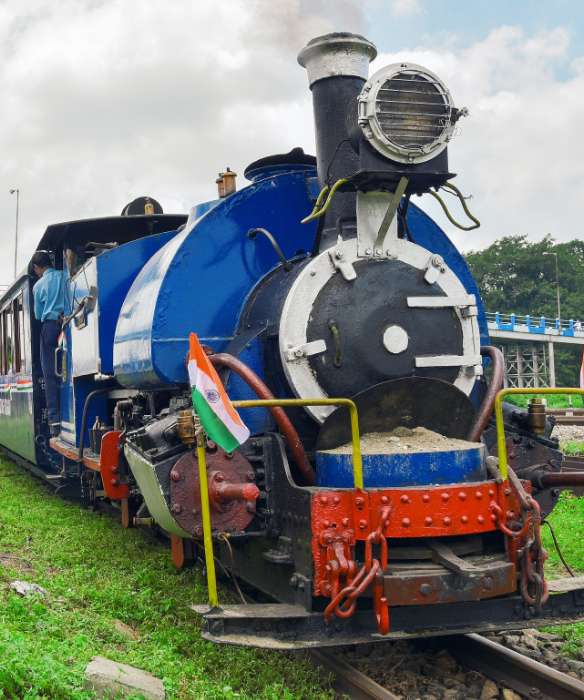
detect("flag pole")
[194,418,219,607]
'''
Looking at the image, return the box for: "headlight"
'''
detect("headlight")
[358,62,462,165]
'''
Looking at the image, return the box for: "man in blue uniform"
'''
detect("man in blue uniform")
[31,251,64,437]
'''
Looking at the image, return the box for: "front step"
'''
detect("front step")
[192,578,584,649]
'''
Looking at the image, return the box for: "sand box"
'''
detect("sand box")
[322,426,479,455]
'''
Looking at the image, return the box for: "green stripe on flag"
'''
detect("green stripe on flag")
[192,387,240,453]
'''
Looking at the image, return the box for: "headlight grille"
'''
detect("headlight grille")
[359,63,459,164]
[376,71,451,150]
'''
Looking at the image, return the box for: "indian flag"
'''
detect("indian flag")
[187,333,250,452]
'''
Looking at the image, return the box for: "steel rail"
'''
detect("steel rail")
[449,633,584,700]
[310,650,400,700]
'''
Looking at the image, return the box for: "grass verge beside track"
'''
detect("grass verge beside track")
[0,457,582,697]
[0,457,332,699]
[542,492,584,656]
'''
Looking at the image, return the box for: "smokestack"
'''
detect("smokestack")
[298,33,377,251]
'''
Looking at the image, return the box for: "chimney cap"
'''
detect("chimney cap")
[298,32,377,87]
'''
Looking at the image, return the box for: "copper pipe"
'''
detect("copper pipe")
[467,345,505,442]
[209,353,316,485]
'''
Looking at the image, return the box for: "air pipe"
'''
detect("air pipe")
[467,346,505,442]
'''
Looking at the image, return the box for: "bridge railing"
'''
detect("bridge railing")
[486,312,584,338]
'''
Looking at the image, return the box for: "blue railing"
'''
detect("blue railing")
[486,312,583,338]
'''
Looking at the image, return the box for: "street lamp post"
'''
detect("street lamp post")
[9,188,20,278]
[543,251,561,322]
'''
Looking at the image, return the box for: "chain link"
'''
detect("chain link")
[323,507,391,633]
[490,470,549,610]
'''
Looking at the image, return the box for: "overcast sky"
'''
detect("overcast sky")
[1,0,584,285]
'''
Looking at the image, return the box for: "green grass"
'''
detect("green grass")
[542,492,584,655]
[1,457,583,697]
[562,440,584,456]
[505,393,584,409]
[0,458,332,699]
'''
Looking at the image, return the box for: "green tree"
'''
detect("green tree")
[466,235,584,386]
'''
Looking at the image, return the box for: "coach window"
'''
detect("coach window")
[2,307,13,374]
[12,295,24,373]
[0,312,4,375]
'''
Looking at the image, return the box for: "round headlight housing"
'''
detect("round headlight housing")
[358,62,458,165]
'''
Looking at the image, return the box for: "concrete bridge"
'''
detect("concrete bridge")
[486,313,584,387]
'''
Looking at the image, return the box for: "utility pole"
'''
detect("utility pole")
[543,251,561,322]
[9,188,20,278]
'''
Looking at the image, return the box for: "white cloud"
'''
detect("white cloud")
[372,26,584,251]
[390,0,422,17]
[0,4,582,290]
[0,0,365,281]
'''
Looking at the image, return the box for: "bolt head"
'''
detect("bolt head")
[443,516,451,526]
[419,583,432,596]
[441,493,450,502]
[422,494,430,503]
[461,515,469,524]
[458,491,467,501]
[424,516,433,526]
[333,496,340,505]
[170,470,181,482]
[477,515,485,524]
[401,517,410,527]
[355,496,365,507]
[400,494,410,504]
[381,496,389,504]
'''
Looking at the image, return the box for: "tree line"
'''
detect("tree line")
[465,235,584,387]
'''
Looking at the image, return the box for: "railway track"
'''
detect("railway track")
[312,633,584,699]
[311,650,400,700]
[549,408,584,426]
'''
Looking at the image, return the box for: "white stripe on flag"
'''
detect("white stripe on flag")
[188,360,249,444]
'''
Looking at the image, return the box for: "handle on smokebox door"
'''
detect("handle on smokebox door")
[232,397,363,489]
[494,387,584,481]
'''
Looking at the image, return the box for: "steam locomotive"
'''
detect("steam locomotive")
[1,32,583,648]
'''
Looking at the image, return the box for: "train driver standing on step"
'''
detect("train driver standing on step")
[31,251,65,437]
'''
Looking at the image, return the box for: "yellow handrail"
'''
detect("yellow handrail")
[195,431,218,607]
[233,397,363,488]
[196,397,362,608]
[495,387,584,481]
